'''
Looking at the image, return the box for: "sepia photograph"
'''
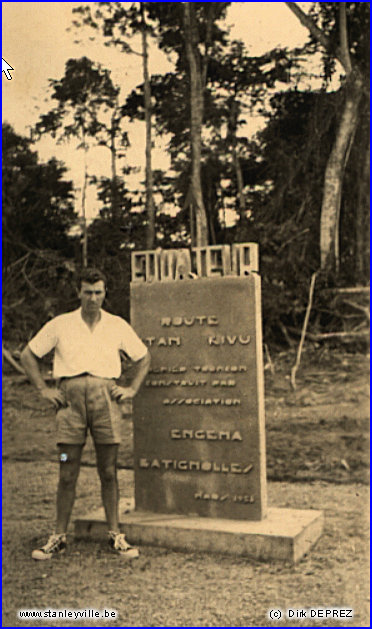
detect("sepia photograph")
[2,2,369,627]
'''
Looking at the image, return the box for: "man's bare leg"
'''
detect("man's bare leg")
[95,443,119,531]
[56,444,83,534]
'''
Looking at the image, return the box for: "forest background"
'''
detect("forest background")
[2,2,370,354]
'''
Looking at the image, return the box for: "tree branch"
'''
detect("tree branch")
[285,2,352,73]
[2,345,25,375]
[339,2,353,73]
[288,327,369,341]
[108,38,142,56]
[21,268,46,298]
[291,271,318,390]
[340,299,370,322]
[3,297,25,310]
[201,3,214,89]
[285,3,331,51]
[320,287,370,294]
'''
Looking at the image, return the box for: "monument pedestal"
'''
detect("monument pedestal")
[75,503,323,564]
[74,245,324,564]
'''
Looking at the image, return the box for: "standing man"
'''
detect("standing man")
[21,267,150,561]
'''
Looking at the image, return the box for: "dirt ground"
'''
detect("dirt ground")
[2,349,370,627]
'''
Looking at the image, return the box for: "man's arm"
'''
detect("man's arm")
[20,346,65,409]
[111,350,151,402]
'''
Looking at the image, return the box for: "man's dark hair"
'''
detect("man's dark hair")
[76,267,107,289]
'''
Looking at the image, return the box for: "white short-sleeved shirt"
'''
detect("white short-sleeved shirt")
[28,308,148,379]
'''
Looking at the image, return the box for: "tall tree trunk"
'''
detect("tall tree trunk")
[81,126,88,268]
[110,106,120,223]
[206,174,217,244]
[229,98,246,221]
[140,2,156,250]
[234,150,246,220]
[355,138,370,279]
[286,2,364,274]
[183,2,209,247]
[320,75,363,271]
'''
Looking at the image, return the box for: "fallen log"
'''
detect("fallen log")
[2,345,25,375]
[320,286,370,294]
[290,271,318,390]
[287,327,369,341]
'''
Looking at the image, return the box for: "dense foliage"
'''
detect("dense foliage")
[3,3,369,350]
[2,124,80,342]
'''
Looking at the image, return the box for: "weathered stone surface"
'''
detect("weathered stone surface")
[75,506,324,564]
[130,276,267,520]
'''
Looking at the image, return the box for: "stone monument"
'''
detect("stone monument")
[75,243,323,562]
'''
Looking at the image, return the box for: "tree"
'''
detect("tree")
[182,2,210,246]
[139,3,156,249]
[125,31,296,245]
[73,2,233,247]
[34,57,122,265]
[2,123,78,342]
[148,2,231,246]
[3,123,76,261]
[225,83,369,343]
[285,2,369,274]
[72,2,156,248]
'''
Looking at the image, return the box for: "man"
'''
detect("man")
[20,267,150,561]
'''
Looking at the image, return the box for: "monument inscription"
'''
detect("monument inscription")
[130,245,267,520]
[76,244,323,562]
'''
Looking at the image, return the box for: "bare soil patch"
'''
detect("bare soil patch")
[2,350,370,627]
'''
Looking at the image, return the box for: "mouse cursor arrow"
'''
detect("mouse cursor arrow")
[2,58,14,80]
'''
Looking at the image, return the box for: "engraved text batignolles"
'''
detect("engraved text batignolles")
[193,365,247,372]
[194,492,255,503]
[139,459,253,474]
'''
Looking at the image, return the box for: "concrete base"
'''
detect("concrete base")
[75,502,323,564]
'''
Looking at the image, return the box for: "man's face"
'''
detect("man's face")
[78,280,106,315]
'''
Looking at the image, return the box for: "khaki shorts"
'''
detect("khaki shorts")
[56,375,122,445]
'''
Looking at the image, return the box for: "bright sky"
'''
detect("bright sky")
[2,2,312,219]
